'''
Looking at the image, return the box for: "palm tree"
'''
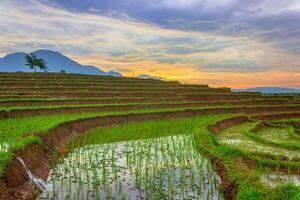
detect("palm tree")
[25,53,48,72]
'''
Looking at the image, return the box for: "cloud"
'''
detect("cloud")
[203,59,267,72]
[146,0,238,10]
[88,7,101,13]
[37,0,300,58]
[0,0,300,88]
[160,0,200,9]
[156,57,179,64]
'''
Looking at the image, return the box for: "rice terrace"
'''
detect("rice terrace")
[0,72,299,200]
[1,0,300,200]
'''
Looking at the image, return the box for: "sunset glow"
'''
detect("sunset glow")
[1,0,300,88]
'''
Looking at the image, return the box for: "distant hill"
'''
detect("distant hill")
[235,87,300,93]
[137,74,162,80]
[0,50,122,77]
[106,71,123,77]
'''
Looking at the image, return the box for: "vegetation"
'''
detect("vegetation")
[43,135,221,199]
[25,53,48,72]
[0,107,232,176]
[1,72,300,200]
[68,115,300,199]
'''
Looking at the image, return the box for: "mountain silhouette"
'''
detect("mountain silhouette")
[0,49,122,77]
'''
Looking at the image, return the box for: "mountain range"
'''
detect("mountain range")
[0,50,122,77]
[235,87,300,93]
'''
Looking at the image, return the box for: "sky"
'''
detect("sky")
[0,0,300,88]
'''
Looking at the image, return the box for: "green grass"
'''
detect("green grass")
[67,114,230,148]
[0,106,231,142]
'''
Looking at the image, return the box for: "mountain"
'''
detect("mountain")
[235,87,300,93]
[0,49,122,76]
[137,74,162,80]
[106,71,122,77]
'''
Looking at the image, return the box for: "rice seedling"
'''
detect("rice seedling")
[39,135,221,199]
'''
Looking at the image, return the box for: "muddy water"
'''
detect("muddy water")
[39,135,221,200]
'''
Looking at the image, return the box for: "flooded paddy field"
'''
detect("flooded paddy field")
[257,127,297,145]
[217,123,300,160]
[39,135,221,200]
[262,172,300,188]
[219,136,300,160]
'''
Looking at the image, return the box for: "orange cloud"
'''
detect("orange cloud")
[1,0,300,89]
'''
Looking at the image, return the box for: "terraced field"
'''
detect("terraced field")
[1,72,300,199]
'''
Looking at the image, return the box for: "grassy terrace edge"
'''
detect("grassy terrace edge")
[1,103,300,112]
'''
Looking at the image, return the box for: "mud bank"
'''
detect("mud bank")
[208,116,252,134]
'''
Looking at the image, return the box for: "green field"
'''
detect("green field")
[1,72,300,200]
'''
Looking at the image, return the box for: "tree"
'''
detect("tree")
[25,53,48,72]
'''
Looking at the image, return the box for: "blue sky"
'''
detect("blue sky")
[1,0,300,88]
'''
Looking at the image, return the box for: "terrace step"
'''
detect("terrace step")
[0,83,196,89]
[0,93,293,101]
[185,93,294,101]
[252,112,300,121]
[0,97,185,106]
[1,104,300,119]
[0,87,231,93]
[0,98,293,107]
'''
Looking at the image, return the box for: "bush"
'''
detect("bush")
[60,70,66,73]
